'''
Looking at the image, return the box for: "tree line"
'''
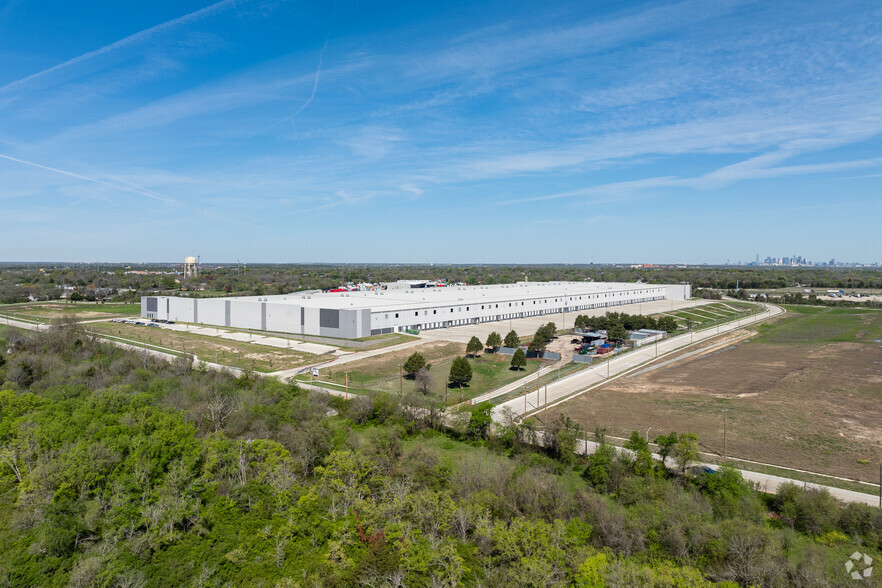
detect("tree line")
[3,263,881,304]
[574,311,679,339]
[0,323,880,586]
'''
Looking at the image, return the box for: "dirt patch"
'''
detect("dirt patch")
[547,339,882,482]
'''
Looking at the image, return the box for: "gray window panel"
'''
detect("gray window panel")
[320,308,339,329]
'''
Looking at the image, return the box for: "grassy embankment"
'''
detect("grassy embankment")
[88,322,317,373]
[298,341,541,405]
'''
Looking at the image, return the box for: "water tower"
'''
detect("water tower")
[184,256,198,279]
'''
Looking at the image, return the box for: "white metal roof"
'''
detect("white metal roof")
[229,281,664,312]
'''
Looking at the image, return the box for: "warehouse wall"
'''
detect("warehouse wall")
[143,283,684,339]
[368,285,669,334]
[266,302,302,333]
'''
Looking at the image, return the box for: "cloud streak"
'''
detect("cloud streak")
[0,0,243,99]
[0,153,176,203]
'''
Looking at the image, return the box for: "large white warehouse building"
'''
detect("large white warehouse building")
[142,281,690,339]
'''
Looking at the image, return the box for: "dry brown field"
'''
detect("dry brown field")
[547,306,882,482]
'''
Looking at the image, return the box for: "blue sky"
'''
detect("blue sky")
[1,0,880,264]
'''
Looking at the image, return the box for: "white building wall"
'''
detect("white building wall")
[266,302,302,333]
[367,285,669,334]
[196,299,226,327]
[143,282,685,339]
[231,300,263,330]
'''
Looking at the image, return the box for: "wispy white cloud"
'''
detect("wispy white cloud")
[0,0,243,101]
[496,154,882,206]
[0,153,177,203]
[400,183,423,198]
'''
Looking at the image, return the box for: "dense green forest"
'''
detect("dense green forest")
[1,323,881,586]
[2,263,881,304]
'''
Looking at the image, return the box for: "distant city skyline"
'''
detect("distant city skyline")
[1,1,881,263]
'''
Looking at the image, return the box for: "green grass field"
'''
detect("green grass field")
[753,305,882,345]
[1,302,141,322]
[300,342,541,405]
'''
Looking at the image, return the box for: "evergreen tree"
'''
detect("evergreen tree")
[510,348,527,370]
[448,356,473,388]
[485,331,502,351]
[466,336,483,357]
[503,330,520,348]
[403,352,428,377]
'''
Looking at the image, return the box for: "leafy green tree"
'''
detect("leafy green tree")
[657,316,679,333]
[673,432,699,475]
[624,431,653,477]
[466,336,483,357]
[467,402,493,439]
[503,330,520,348]
[607,324,628,341]
[528,331,547,353]
[510,348,527,370]
[485,331,502,351]
[698,465,759,519]
[544,414,582,463]
[403,352,428,377]
[584,442,616,491]
[654,432,678,467]
[448,356,473,388]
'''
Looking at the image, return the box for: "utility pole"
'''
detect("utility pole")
[722,409,729,458]
[399,364,403,399]
[345,372,349,400]
[646,426,652,443]
[544,385,547,414]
